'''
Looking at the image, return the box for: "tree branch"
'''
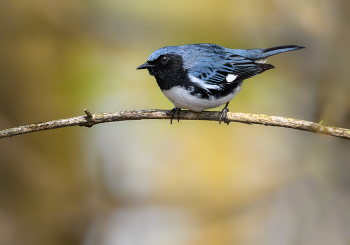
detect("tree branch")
[0,109,349,139]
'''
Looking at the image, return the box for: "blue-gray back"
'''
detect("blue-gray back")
[147,43,304,84]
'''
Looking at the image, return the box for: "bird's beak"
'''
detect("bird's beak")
[136,62,155,70]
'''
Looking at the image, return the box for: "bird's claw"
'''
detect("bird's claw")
[169,108,181,124]
[219,107,230,125]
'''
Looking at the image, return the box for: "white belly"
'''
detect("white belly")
[162,84,242,112]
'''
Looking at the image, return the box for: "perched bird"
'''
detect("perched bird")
[137,44,304,124]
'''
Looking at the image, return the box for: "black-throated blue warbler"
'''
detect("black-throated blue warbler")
[137,43,304,124]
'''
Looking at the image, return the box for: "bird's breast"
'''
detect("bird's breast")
[162,85,242,112]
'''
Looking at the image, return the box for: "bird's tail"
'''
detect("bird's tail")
[242,45,305,60]
[261,45,305,58]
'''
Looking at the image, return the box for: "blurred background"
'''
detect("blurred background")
[0,1,350,244]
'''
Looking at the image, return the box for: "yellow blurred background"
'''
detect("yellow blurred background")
[0,1,349,245]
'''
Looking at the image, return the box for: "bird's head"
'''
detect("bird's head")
[137,46,186,81]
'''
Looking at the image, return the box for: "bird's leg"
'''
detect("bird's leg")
[176,108,181,122]
[169,107,181,124]
[219,102,230,125]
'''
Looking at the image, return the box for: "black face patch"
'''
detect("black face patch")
[147,54,189,90]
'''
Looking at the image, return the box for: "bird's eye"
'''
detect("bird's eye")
[161,56,170,65]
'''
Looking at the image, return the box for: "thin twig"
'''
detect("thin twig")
[0,109,349,139]
[84,108,93,119]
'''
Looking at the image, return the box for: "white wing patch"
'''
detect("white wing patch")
[226,74,238,82]
[255,59,267,64]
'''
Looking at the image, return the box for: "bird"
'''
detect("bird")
[137,43,304,124]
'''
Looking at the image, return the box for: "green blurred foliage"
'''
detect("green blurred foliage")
[0,1,349,245]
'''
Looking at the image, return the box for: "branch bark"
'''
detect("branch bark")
[0,109,349,139]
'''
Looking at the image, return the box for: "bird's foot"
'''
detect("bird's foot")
[169,107,181,124]
[219,103,230,125]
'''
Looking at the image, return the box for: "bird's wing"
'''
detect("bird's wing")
[190,55,273,85]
